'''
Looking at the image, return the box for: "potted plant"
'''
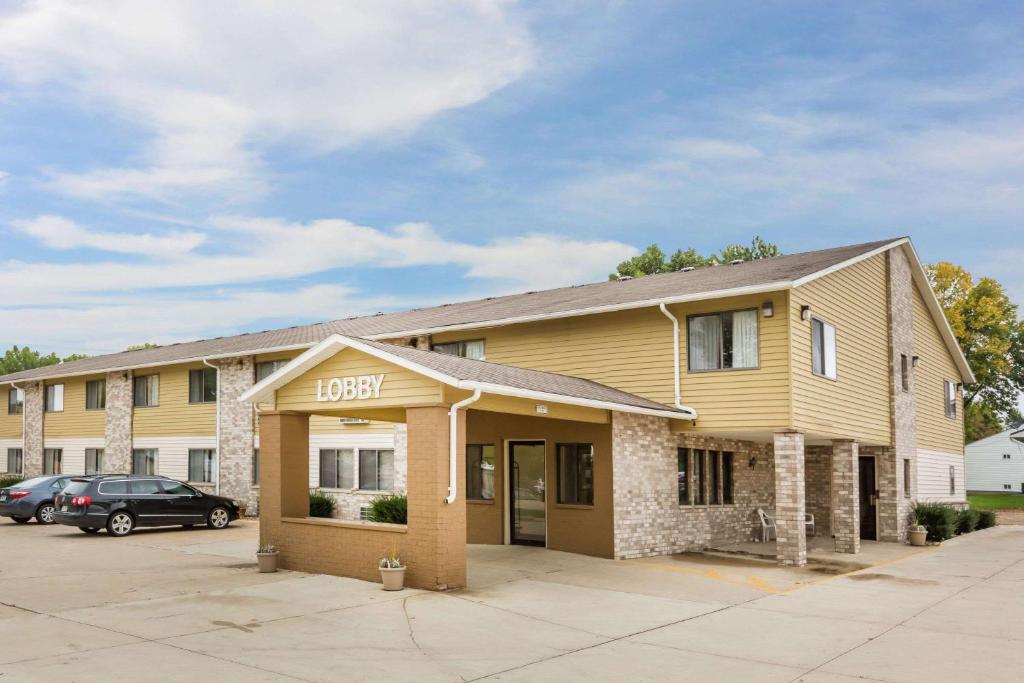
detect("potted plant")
[237,503,248,518]
[379,544,406,590]
[909,524,928,547]
[257,544,279,573]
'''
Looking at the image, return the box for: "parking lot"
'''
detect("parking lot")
[1,520,1023,682]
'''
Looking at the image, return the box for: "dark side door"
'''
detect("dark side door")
[858,456,877,541]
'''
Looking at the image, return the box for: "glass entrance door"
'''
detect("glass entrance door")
[509,441,545,546]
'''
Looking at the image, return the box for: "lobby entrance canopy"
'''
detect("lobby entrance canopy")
[239,334,692,590]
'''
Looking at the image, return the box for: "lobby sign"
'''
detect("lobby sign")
[315,374,385,402]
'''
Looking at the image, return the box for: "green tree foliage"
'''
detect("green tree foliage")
[926,262,1024,442]
[0,346,88,375]
[610,236,781,280]
[125,342,160,352]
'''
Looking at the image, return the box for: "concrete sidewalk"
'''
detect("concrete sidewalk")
[1,520,1022,681]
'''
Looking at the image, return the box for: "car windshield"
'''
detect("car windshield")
[11,477,50,489]
[63,481,91,495]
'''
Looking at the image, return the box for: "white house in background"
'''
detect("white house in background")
[966,424,1024,493]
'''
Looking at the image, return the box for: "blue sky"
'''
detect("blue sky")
[0,1,1022,359]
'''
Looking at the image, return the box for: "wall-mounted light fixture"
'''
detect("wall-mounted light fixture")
[748,455,758,468]
[911,355,920,368]
[800,305,811,321]
[761,301,774,318]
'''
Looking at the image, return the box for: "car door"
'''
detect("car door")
[160,480,207,524]
[129,478,170,526]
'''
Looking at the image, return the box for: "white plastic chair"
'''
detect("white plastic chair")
[757,508,815,542]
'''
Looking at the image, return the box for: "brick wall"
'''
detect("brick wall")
[805,446,832,536]
[773,430,806,566]
[104,371,133,473]
[831,439,860,553]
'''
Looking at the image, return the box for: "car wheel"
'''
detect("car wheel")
[107,511,134,537]
[36,503,56,524]
[11,516,30,524]
[207,506,230,530]
[79,527,100,534]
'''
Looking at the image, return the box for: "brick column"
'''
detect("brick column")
[258,411,310,550]
[405,405,467,590]
[831,439,860,554]
[22,382,44,476]
[104,371,133,473]
[215,357,256,509]
[773,430,806,566]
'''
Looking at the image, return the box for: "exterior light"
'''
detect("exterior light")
[912,355,920,368]
[800,305,811,321]
[761,301,774,318]
[748,455,758,468]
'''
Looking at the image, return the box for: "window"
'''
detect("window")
[319,448,354,489]
[134,375,159,407]
[811,318,837,379]
[43,448,62,474]
[1004,484,1012,490]
[86,379,106,410]
[432,339,485,360]
[677,448,689,505]
[256,360,291,382]
[45,384,64,412]
[98,480,129,495]
[6,448,23,474]
[132,448,158,475]
[949,465,956,495]
[722,452,734,504]
[85,448,104,475]
[252,448,259,486]
[162,481,196,496]
[709,451,720,505]
[944,380,957,418]
[188,448,216,483]
[903,459,911,497]
[687,310,758,371]
[7,388,23,415]
[694,449,706,505]
[359,449,395,491]
[131,479,163,495]
[900,354,909,392]
[557,443,594,505]
[466,444,495,501]
[1003,454,1012,460]
[189,368,217,404]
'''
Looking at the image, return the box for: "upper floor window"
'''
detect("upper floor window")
[943,380,957,419]
[86,379,106,410]
[432,339,485,360]
[133,375,159,408]
[256,359,291,382]
[466,444,495,501]
[189,368,217,404]
[900,354,909,392]
[687,310,758,371]
[811,318,837,379]
[45,384,64,412]
[7,388,23,415]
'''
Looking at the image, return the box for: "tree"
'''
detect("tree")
[926,262,1024,441]
[610,236,781,280]
[125,342,159,352]
[0,346,87,376]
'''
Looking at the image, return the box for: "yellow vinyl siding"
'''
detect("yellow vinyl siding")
[0,411,21,439]
[132,363,216,437]
[43,376,105,438]
[790,254,891,445]
[912,283,965,454]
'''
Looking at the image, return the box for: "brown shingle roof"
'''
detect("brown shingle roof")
[0,238,901,383]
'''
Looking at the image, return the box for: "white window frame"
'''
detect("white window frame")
[811,317,838,380]
[318,448,355,490]
[943,380,957,419]
[432,339,486,360]
[7,388,24,415]
[45,384,64,413]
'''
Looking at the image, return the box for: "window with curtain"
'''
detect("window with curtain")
[45,384,64,412]
[132,449,158,475]
[133,375,160,407]
[319,449,354,489]
[256,359,291,382]
[43,448,63,474]
[944,380,957,418]
[557,443,594,505]
[687,310,758,371]
[7,448,23,474]
[677,448,689,505]
[86,379,106,410]
[85,448,104,475]
[466,444,495,500]
[188,449,216,483]
[811,318,838,379]
[359,449,395,490]
[8,388,24,415]
[432,339,485,360]
[722,452,734,504]
[189,368,217,404]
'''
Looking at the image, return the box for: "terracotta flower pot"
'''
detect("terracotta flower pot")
[380,566,406,590]
[909,529,928,547]
[257,551,279,573]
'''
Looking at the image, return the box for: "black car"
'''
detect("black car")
[53,475,240,536]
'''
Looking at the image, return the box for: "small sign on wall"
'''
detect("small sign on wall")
[535,404,549,415]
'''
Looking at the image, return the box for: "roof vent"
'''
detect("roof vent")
[681,266,695,272]
[617,276,634,281]
[730,259,744,265]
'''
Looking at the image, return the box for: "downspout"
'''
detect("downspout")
[658,304,697,418]
[202,359,221,496]
[446,389,482,504]
[10,382,26,474]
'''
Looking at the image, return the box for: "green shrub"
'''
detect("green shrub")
[366,494,408,524]
[308,489,336,518]
[955,508,980,535]
[976,510,997,530]
[913,502,957,542]
[0,475,24,488]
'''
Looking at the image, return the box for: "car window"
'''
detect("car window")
[63,481,91,496]
[161,481,196,496]
[131,480,164,495]
[11,477,49,489]
[50,478,69,491]
[98,480,129,495]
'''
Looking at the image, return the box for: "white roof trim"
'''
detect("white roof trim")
[239,334,694,420]
[790,238,909,288]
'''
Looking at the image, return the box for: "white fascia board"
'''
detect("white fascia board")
[458,380,696,420]
[790,238,908,288]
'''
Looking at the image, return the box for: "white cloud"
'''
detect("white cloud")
[12,214,206,256]
[0,1,534,201]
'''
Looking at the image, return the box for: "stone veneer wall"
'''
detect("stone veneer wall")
[611,411,774,560]
[104,371,133,473]
[216,356,257,510]
[804,446,832,537]
[22,381,44,476]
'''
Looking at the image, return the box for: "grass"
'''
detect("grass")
[968,493,1024,510]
